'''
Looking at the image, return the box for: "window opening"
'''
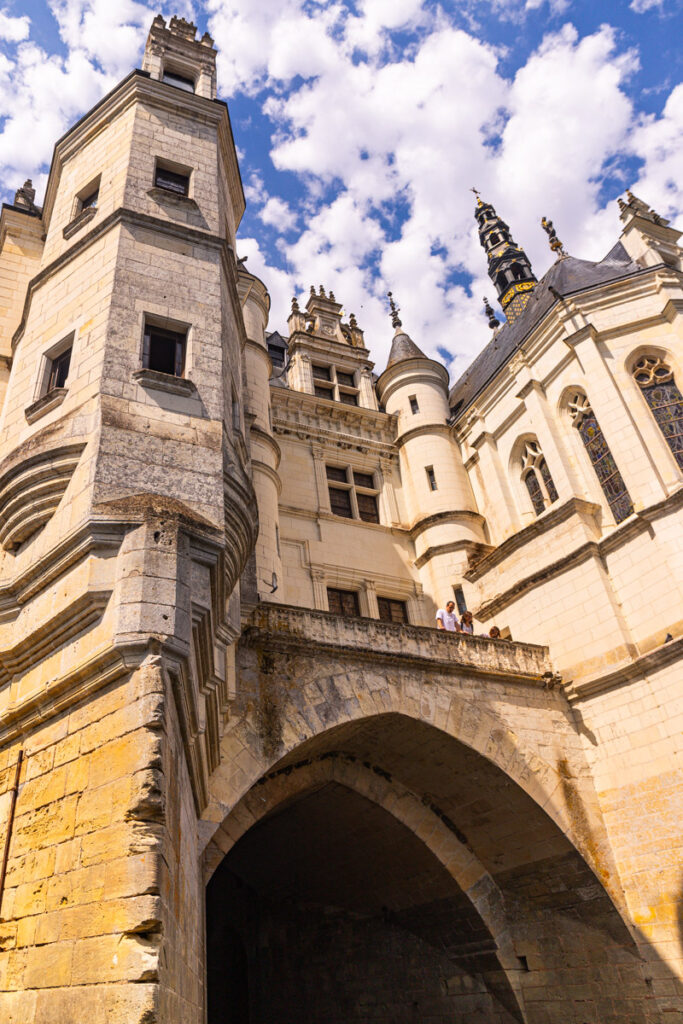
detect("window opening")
[569,393,633,523]
[409,395,419,414]
[453,586,467,617]
[633,355,683,470]
[155,165,190,196]
[275,525,280,557]
[312,364,360,404]
[162,69,195,92]
[143,324,186,377]
[520,440,558,516]
[377,597,408,624]
[326,465,380,523]
[80,187,98,211]
[327,587,360,617]
[426,466,437,491]
[47,347,72,393]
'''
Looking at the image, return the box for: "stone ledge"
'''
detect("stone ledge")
[242,602,552,684]
[24,387,68,424]
[62,205,97,239]
[146,186,200,210]
[132,368,198,397]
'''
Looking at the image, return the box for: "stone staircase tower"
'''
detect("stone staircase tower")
[0,17,256,1023]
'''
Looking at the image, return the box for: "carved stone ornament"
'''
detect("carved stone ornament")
[567,392,591,426]
[633,355,673,388]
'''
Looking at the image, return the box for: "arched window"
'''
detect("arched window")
[511,262,525,281]
[520,440,559,516]
[632,355,683,470]
[568,393,633,523]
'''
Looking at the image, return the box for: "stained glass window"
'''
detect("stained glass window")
[569,394,633,524]
[520,440,559,516]
[523,471,545,515]
[633,356,683,470]
[539,459,558,503]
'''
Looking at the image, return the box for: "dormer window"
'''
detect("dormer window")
[312,364,359,405]
[162,68,195,93]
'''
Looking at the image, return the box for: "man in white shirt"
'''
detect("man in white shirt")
[436,600,459,632]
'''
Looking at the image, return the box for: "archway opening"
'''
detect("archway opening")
[207,780,520,1024]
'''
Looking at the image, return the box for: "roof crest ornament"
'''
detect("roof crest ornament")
[541,216,568,259]
[387,291,402,330]
[483,296,499,331]
[470,186,483,207]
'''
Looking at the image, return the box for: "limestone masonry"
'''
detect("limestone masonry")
[0,15,681,1024]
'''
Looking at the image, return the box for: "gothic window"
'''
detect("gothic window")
[632,356,683,470]
[520,440,558,516]
[568,393,633,523]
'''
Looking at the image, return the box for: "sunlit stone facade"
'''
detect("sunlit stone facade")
[0,16,681,1024]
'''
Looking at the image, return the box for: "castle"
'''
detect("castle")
[0,16,681,1024]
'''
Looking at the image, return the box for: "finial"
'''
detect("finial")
[387,291,402,330]
[483,297,498,331]
[329,291,336,302]
[541,216,567,258]
[291,296,300,313]
[470,186,483,207]
[319,284,325,296]
[310,285,315,295]
[349,313,358,329]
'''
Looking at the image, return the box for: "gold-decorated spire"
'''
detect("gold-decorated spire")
[387,291,402,330]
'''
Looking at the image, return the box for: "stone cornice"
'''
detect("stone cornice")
[271,387,396,451]
[471,487,683,618]
[466,497,601,583]
[410,509,487,541]
[395,421,451,448]
[242,602,551,684]
[563,635,683,703]
[12,206,237,350]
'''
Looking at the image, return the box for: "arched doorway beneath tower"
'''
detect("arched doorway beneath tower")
[206,713,652,1024]
[206,781,521,1024]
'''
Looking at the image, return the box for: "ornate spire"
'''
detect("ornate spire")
[387,291,402,330]
[483,296,499,331]
[474,196,537,324]
[541,216,567,258]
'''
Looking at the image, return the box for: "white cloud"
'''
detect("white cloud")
[0,9,30,42]
[260,196,298,232]
[627,83,683,218]
[629,0,662,11]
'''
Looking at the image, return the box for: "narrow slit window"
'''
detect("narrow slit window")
[143,324,187,377]
[453,586,467,617]
[426,466,437,491]
[409,395,419,414]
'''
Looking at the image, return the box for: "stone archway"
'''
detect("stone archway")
[205,711,651,1024]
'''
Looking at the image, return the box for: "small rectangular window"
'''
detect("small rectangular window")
[326,466,348,483]
[327,587,360,617]
[426,466,438,491]
[143,324,186,377]
[162,69,195,92]
[312,364,331,380]
[80,187,98,211]
[409,395,419,414]
[377,597,408,624]
[232,389,241,432]
[155,165,190,196]
[314,383,334,399]
[353,471,374,489]
[336,370,355,388]
[453,586,467,617]
[275,525,280,557]
[47,347,72,393]
[339,391,359,406]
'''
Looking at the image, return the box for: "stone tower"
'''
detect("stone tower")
[0,17,257,1022]
[376,298,486,606]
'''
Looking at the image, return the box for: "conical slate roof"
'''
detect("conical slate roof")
[449,243,643,418]
[385,328,428,368]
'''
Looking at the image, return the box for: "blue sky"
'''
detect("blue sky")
[0,0,681,373]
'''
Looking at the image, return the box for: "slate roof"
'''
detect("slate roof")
[385,328,428,368]
[448,242,644,418]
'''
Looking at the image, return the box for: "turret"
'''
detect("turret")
[474,193,537,323]
[238,264,282,604]
[617,190,682,271]
[376,295,486,609]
